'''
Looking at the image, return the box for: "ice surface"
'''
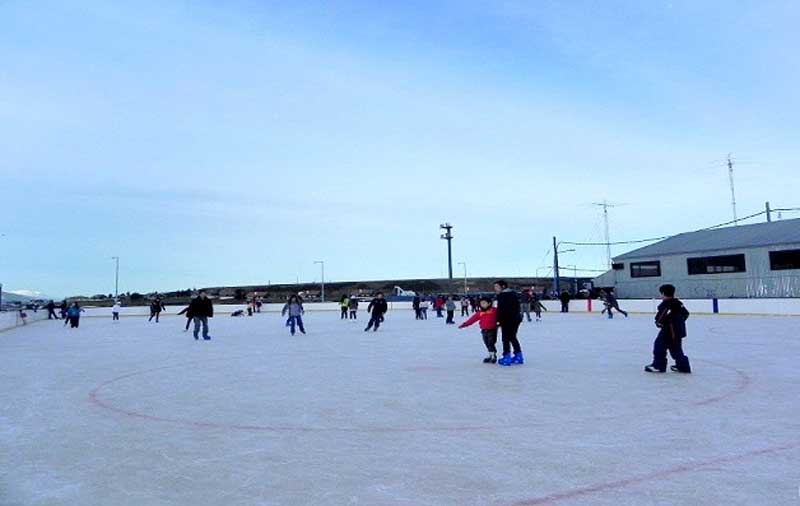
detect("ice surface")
[1,310,798,505]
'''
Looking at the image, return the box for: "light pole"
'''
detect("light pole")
[457,262,467,294]
[111,256,120,298]
[314,261,325,302]
[440,223,454,279]
[553,236,576,295]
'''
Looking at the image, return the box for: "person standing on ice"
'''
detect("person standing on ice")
[645,284,691,373]
[66,302,84,329]
[459,296,499,364]
[60,300,68,322]
[419,298,429,319]
[46,300,58,320]
[188,291,213,340]
[460,297,470,317]
[281,294,306,335]
[112,300,121,321]
[148,297,166,322]
[445,296,456,324]
[559,290,571,313]
[364,292,388,332]
[348,296,359,320]
[339,295,350,320]
[531,291,544,321]
[520,289,533,322]
[494,280,524,366]
[412,296,422,320]
[603,289,628,318]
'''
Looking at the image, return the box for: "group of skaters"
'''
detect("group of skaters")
[411,289,546,325]
[284,293,388,335]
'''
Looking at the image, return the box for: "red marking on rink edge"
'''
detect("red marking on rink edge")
[692,360,751,407]
[512,441,800,505]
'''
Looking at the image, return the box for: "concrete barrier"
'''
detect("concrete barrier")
[0,309,50,332]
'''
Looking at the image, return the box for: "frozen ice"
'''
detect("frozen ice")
[1,310,797,505]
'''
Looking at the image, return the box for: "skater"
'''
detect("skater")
[459,296,499,363]
[435,295,444,318]
[412,296,422,320]
[46,300,58,320]
[495,280,524,366]
[604,289,628,318]
[149,297,166,322]
[445,296,456,324]
[531,291,544,321]
[559,290,571,313]
[188,291,213,340]
[460,297,470,317]
[281,294,306,335]
[364,292,388,332]
[60,299,68,322]
[66,302,84,328]
[256,296,263,313]
[231,309,245,317]
[348,296,359,319]
[645,284,691,373]
[177,301,194,332]
[112,300,121,321]
[419,299,429,319]
[340,295,350,320]
[520,289,533,322]
[18,309,28,325]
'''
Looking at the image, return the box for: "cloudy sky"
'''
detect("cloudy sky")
[1,0,798,297]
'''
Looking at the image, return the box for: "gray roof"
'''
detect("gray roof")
[615,217,800,261]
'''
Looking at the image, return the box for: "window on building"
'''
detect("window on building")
[687,254,746,275]
[630,261,661,278]
[612,263,624,271]
[769,249,800,270]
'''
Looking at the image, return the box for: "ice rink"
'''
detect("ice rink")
[1,309,798,506]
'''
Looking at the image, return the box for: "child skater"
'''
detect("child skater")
[458,296,498,363]
[282,294,306,335]
[645,284,691,373]
[177,300,193,332]
[340,295,350,320]
[494,280,524,366]
[348,296,359,319]
[112,300,121,322]
[460,297,470,317]
[364,292,388,332]
[445,296,456,324]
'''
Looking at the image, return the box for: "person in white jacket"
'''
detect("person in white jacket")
[112,301,121,322]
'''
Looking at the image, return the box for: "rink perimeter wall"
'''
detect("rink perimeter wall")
[0,310,50,332]
[73,298,800,319]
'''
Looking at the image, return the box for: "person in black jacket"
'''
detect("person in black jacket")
[149,297,166,322]
[177,301,194,332]
[188,291,213,340]
[364,292,388,332]
[645,284,691,373]
[559,290,571,313]
[46,300,58,320]
[494,280,524,366]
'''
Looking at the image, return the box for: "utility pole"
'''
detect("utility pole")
[728,153,738,224]
[765,201,772,223]
[440,223,454,279]
[592,200,619,268]
[314,261,325,302]
[111,256,120,298]
[457,262,467,294]
[553,236,560,296]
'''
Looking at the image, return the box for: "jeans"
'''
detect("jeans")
[112,312,119,321]
[481,329,498,353]
[652,333,690,372]
[193,316,209,339]
[365,315,382,331]
[287,315,305,335]
[446,310,455,324]
[500,321,522,355]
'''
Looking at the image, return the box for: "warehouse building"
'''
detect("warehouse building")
[593,217,800,298]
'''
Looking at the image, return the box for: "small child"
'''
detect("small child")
[281,295,306,335]
[459,297,499,363]
[19,309,28,325]
[645,284,691,373]
[445,296,456,324]
[112,300,121,322]
[348,296,359,320]
[419,299,429,320]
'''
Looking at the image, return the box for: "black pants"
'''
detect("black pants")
[414,308,422,320]
[184,317,192,330]
[652,333,691,372]
[113,312,120,321]
[48,309,58,319]
[461,307,469,317]
[149,311,160,322]
[365,314,382,331]
[349,310,357,319]
[500,321,522,355]
[341,308,348,319]
[561,303,569,313]
[610,302,628,318]
[69,316,80,328]
[481,329,498,353]
[446,310,455,324]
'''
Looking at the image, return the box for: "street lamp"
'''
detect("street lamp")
[314,261,325,302]
[111,256,120,298]
[457,262,467,294]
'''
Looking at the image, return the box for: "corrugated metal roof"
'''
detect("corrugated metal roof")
[615,217,800,260]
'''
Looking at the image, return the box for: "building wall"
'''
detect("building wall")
[611,243,800,298]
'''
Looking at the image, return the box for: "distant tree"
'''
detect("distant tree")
[234,288,246,301]
[130,292,144,301]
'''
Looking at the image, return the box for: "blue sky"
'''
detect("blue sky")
[1,0,799,297]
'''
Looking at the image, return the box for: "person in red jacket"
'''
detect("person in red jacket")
[458,296,499,364]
